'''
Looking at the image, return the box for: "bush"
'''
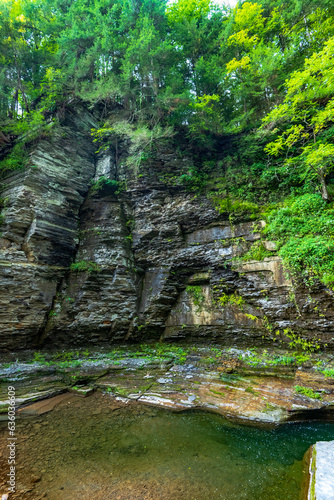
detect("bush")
[263,193,334,287]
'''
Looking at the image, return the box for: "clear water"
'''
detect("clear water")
[1,393,334,499]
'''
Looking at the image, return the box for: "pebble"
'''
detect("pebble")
[31,474,42,483]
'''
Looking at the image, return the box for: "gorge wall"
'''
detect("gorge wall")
[1,107,334,350]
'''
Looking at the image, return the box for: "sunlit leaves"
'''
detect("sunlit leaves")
[166,0,211,24]
[226,55,251,74]
[262,36,334,197]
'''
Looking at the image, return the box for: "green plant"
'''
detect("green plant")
[90,176,119,194]
[203,357,216,364]
[186,286,206,312]
[245,386,260,396]
[293,352,311,364]
[263,194,334,289]
[245,313,259,322]
[0,143,29,174]
[217,292,244,310]
[212,195,260,216]
[32,352,46,363]
[116,387,129,397]
[242,241,272,262]
[283,329,321,352]
[294,385,322,399]
[262,402,277,412]
[320,369,334,378]
[175,355,187,365]
[70,261,101,273]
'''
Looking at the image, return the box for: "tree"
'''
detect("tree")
[262,37,334,201]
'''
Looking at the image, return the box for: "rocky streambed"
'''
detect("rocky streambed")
[1,345,334,499]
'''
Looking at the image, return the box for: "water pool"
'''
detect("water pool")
[1,393,334,499]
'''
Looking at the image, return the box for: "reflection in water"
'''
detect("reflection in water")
[1,392,334,499]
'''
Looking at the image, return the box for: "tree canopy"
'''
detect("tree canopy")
[1,0,334,196]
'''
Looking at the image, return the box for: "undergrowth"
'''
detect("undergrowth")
[263,193,334,288]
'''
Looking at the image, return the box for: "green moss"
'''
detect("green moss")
[245,386,260,396]
[209,389,226,397]
[212,195,260,216]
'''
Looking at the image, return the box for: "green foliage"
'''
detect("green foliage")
[240,349,297,368]
[294,385,322,399]
[0,143,28,174]
[32,351,46,363]
[262,37,334,201]
[242,241,272,261]
[90,176,119,194]
[217,292,244,310]
[188,94,223,138]
[91,121,175,173]
[213,196,260,216]
[69,261,101,273]
[320,369,334,378]
[166,0,211,24]
[282,328,321,352]
[185,285,205,311]
[263,193,334,287]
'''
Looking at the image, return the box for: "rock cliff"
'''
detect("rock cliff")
[1,107,334,350]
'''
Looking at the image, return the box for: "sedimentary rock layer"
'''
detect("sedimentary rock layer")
[1,107,334,349]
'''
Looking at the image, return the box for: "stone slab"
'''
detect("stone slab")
[308,440,334,499]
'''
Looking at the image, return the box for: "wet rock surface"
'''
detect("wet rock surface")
[1,347,334,424]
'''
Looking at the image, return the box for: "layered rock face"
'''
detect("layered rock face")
[1,108,334,350]
[0,108,97,349]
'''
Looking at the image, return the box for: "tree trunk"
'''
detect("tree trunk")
[318,168,332,202]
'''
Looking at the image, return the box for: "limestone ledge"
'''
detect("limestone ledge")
[1,348,334,426]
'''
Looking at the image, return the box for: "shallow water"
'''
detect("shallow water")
[1,393,334,499]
